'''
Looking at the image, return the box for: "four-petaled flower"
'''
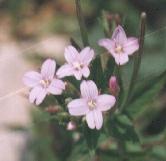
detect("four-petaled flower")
[57,45,95,80]
[67,80,116,130]
[98,25,139,65]
[23,59,65,105]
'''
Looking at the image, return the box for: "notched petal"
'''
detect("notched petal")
[41,59,56,80]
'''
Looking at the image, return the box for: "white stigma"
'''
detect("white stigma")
[73,62,83,70]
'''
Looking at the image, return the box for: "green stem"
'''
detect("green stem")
[117,140,127,161]
[70,37,81,51]
[75,0,89,46]
[89,149,96,160]
[101,10,111,37]
[120,12,146,112]
[114,64,124,108]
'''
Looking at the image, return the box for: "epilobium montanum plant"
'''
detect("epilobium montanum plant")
[23,1,166,161]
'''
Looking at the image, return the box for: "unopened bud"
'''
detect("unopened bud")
[109,76,120,96]
[67,121,76,131]
[45,106,60,114]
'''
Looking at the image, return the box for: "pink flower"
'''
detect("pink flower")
[56,46,94,80]
[68,80,116,130]
[98,25,139,65]
[23,59,65,105]
[109,76,120,96]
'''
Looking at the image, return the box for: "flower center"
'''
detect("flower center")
[73,62,83,70]
[115,44,123,54]
[40,79,51,88]
[88,100,96,110]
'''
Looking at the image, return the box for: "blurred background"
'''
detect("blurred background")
[0,0,165,161]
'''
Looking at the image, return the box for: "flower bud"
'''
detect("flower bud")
[45,106,60,114]
[109,76,120,96]
[67,121,76,131]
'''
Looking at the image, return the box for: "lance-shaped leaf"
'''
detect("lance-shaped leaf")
[125,70,166,119]
[107,114,140,143]
[89,55,106,90]
[83,123,100,151]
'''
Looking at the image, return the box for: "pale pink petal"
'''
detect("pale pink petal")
[73,70,82,80]
[98,38,115,54]
[97,94,116,112]
[86,111,95,129]
[29,86,47,105]
[23,71,41,87]
[124,37,139,55]
[80,47,95,65]
[82,67,90,78]
[64,46,79,63]
[68,99,88,116]
[112,25,127,44]
[47,79,65,95]
[41,59,56,80]
[80,80,98,99]
[86,110,103,130]
[114,54,129,65]
[93,109,103,130]
[56,64,74,78]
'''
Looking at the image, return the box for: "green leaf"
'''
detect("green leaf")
[90,55,106,90]
[65,76,80,90]
[83,124,100,151]
[125,142,149,157]
[125,70,166,118]
[107,114,140,143]
[151,146,166,160]
[98,149,120,161]
[131,70,166,103]
[104,57,115,83]
[68,141,89,161]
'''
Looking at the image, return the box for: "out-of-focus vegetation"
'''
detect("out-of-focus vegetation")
[1,0,165,161]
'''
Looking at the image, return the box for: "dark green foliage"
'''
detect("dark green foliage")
[90,55,106,90]
[107,114,140,143]
[125,70,166,119]
[83,123,100,151]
